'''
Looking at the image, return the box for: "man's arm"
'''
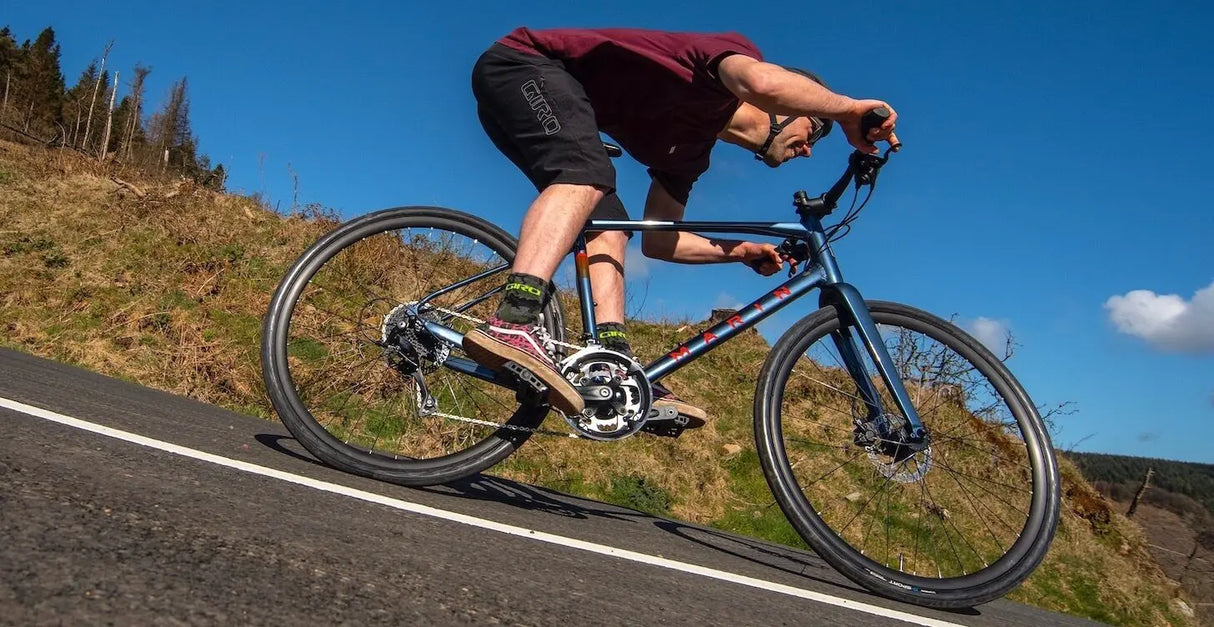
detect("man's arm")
[639,180,783,275]
[716,54,899,151]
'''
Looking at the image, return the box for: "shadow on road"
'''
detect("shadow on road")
[653,520,982,616]
[421,474,647,524]
[252,432,982,616]
[254,432,645,523]
[255,433,327,468]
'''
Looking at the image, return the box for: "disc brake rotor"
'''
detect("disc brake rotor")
[867,444,933,483]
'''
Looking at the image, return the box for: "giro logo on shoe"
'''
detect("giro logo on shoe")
[521,80,561,135]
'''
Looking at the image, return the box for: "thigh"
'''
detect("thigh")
[472,44,617,193]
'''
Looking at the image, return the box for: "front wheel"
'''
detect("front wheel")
[754,300,1059,608]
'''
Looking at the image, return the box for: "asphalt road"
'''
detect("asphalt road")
[0,348,1102,626]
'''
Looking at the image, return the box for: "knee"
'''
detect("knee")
[587,229,628,252]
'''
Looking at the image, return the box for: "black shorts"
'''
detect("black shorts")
[471,43,629,223]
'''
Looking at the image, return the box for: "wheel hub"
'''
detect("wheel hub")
[867,444,933,483]
[856,413,933,483]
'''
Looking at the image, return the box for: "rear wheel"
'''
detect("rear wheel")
[261,206,565,486]
[754,300,1059,607]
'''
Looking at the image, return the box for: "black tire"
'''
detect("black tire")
[261,206,565,486]
[754,300,1059,608]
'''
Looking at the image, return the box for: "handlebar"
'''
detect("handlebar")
[748,108,899,273]
[793,107,899,220]
[860,107,900,153]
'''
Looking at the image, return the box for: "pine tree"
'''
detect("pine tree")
[63,60,99,148]
[147,76,199,175]
[0,27,17,70]
[114,64,150,162]
[18,27,66,139]
[0,27,18,122]
[80,41,113,155]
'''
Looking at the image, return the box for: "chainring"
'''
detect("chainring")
[559,347,651,441]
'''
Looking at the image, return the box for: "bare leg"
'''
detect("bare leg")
[586,230,628,324]
[513,183,605,281]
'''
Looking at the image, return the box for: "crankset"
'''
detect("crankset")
[559,347,652,441]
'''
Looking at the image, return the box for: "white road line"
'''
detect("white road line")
[1,396,966,627]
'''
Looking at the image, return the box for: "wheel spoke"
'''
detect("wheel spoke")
[760,303,1058,599]
[267,213,565,486]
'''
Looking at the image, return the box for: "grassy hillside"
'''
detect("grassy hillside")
[0,140,1196,625]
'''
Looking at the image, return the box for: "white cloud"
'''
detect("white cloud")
[1105,281,1214,353]
[625,243,650,280]
[964,317,1011,355]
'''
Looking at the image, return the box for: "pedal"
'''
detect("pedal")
[502,361,548,404]
[646,406,681,422]
[640,406,689,438]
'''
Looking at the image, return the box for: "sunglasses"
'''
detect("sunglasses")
[807,116,832,146]
[755,114,834,162]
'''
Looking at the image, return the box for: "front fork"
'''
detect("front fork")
[821,283,927,443]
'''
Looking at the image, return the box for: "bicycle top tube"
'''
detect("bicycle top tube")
[584,219,808,238]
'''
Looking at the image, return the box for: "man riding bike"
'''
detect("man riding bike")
[464,27,899,421]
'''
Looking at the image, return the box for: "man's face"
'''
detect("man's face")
[761,117,817,168]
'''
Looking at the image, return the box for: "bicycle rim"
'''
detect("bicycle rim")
[263,207,562,484]
[756,301,1057,606]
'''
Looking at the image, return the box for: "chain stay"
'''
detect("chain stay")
[426,409,578,438]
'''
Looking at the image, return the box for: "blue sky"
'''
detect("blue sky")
[8,1,1212,463]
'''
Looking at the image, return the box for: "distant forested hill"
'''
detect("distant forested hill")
[1068,452,1214,514]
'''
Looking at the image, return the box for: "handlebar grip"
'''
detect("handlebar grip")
[860,107,891,143]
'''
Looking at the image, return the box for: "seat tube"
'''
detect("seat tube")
[573,234,597,341]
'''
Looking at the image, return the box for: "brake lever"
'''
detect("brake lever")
[853,146,898,188]
[777,239,810,277]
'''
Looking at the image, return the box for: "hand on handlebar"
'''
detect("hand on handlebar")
[842,100,899,154]
[737,242,785,276]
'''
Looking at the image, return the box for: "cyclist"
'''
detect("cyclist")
[464,27,898,419]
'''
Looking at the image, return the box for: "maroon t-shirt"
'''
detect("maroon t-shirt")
[498,27,763,205]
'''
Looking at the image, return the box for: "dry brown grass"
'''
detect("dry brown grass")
[0,139,333,417]
[0,140,1196,625]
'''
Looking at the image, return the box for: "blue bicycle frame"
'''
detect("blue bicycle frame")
[419,210,925,439]
[579,216,925,438]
